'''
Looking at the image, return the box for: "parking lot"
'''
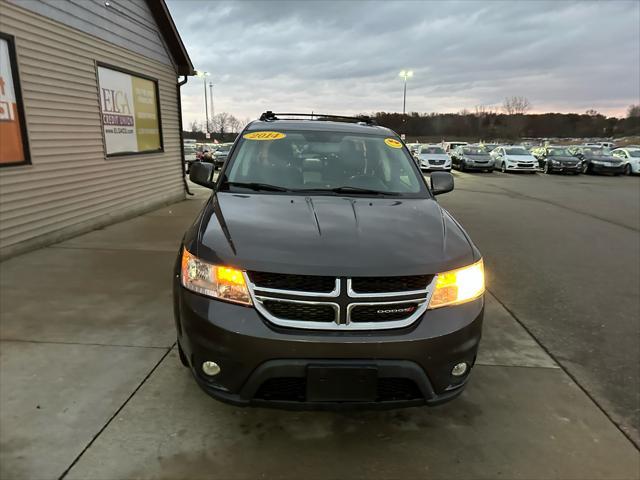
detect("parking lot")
[1,172,639,479]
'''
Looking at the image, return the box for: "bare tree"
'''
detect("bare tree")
[627,104,640,118]
[188,120,202,133]
[502,96,532,115]
[585,109,600,116]
[212,112,245,135]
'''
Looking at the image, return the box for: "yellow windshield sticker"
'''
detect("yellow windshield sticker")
[243,131,286,140]
[384,138,403,149]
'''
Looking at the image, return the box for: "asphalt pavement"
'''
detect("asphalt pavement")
[0,173,638,479]
[438,169,640,446]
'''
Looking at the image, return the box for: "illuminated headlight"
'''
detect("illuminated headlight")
[180,249,252,305]
[429,259,485,309]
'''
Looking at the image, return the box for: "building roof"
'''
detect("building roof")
[145,0,194,76]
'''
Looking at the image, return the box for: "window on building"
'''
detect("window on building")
[96,63,163,157]
[0,32,30,167]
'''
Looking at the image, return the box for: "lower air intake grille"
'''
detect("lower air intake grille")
[351,275,432,294]
[376,378,423,401]
[262,300,336,322]
[254,377,305,401]
[253,377,423,402]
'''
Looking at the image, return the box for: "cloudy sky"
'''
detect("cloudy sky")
[167,0,640,127]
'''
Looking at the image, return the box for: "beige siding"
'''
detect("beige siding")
[0,1,186,258]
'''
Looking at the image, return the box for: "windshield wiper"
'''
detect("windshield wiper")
[225,182,290,192]
[295,186,398,196]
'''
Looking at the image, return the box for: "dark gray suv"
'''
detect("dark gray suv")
[173,112,484,408]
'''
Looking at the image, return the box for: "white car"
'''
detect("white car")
[417,144,451,171]
[611,147,640,175]
[490,145,538,173]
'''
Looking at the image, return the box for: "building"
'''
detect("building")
[0,0,194,259]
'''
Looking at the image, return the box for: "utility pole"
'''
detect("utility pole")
[196,71,210,136]
[209,82,214,120]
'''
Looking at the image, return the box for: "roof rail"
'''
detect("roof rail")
[259,111,376,125]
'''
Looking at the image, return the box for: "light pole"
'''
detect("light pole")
[195,70,210,135]
[209,82,214,120]
[399,70,413,115]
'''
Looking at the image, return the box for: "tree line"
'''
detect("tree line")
[372,100,640,142]
[184,99,640,143]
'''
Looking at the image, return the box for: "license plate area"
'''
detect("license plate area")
[306,366,377,402]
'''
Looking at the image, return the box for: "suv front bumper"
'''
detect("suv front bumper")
[175,288,483,409]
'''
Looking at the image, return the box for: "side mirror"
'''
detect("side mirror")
[431,171,454,196]
[189,161,216,189]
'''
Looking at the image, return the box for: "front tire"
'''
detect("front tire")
[582,162,590,174]
[624,164,632,176]
[501,162,506,173]
[543,162,551,174]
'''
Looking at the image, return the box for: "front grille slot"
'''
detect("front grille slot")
[262,300,336,322]
[350,275,432,294]
[350,302,422,322]
[248,271,335,293]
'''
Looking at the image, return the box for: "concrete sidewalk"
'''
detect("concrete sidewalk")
[1,185,638,480]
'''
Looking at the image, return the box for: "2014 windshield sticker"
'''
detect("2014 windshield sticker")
[243,131,286,140]
[384,138,403,148]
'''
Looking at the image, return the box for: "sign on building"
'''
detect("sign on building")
[0,33,30,167]
[97,65,162,156]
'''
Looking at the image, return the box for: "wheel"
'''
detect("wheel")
[177,341,189,367]
[543,162,551,174]
[501,162,506,173]
[582,162,590,174]
[624,164,632,175]
[460,161,466,172]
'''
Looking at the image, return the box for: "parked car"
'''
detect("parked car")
[490,146,538,173]
[450,145,494,172]
[570,146,624,175]
[611,147,640,175]
[443,141,468,154]
[416,144,451,171]
[535,146,582,174]
[480,143,499,153]
[212,143,232,169]
[183,143,197,173]
[177,112,484,408]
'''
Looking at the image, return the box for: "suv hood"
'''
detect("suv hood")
[548,155,578,163]
[195,193,477,276]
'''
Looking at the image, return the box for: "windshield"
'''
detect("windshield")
[505,147,528,155]
[582,147,609,157]
[420,146,445,154]
[462,147,486,155]
[184,145,197,154]
[223,131,425,195]
[629,150,640,158]
[217,146,231,153]
[548,148,571,156]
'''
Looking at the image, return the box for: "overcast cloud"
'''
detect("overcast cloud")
[167,0,640,126]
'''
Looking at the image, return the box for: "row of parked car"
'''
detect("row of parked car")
[183,141,233,173]
[406,141,640,176]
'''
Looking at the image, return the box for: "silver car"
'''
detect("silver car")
[490,145,538,173]
[417,145,451,172]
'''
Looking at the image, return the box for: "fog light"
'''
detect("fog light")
[451,362,468,377]
[202,361,221,376]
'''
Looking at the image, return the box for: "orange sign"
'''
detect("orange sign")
[0,35,28,166]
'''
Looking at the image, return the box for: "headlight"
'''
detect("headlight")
[180,249,252,305]
[428,259,485,309]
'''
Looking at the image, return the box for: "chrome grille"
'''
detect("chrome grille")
[245,272,435,331]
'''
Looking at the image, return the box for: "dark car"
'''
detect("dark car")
[450,146,495,172]
[571,146,625,175]
[212,143,232,169]
[535,146,581,174]
[174,112,484,409]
